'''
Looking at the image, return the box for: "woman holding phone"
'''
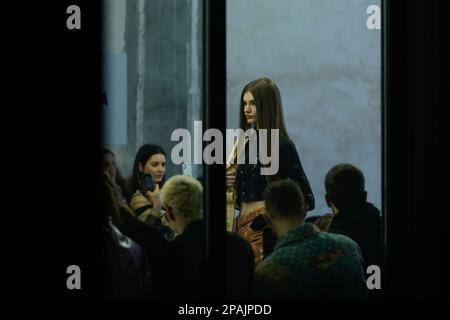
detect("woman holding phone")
[127,144,172,237]
[226,78,315,266]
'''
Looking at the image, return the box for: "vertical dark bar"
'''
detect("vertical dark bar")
[381,0,388,298]
[386,0,449,298]
[204,0,226,299]
[5,0,103,298]
[386,0,406,299]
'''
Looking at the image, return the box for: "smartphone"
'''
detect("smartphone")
[249,214,268,231]
[143,173,154,192]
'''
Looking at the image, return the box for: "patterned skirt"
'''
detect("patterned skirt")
[237,207,268,267]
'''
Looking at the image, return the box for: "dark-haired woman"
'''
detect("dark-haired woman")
[127,144,173,239]
[226,78,315,266]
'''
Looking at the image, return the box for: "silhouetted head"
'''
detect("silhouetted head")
[325,163,367,211]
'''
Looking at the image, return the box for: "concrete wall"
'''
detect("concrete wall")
[227,0,382,217]
[102,0,203,180]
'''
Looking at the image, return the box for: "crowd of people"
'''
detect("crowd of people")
[100,77,382,300]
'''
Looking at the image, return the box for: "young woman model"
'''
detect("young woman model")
[226,78,315,266]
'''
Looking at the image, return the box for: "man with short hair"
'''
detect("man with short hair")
[253,180,367,299]
[158,175,208,299]
[160,175,204,235]
[324,163,382,271]
[119,175,254,299]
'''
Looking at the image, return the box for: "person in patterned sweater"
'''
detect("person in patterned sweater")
[253,180,367,299]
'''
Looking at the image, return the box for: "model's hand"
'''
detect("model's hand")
[226,170,236,187]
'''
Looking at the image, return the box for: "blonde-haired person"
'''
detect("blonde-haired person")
[159,175,208,299]
[117,174,254,299]
[160,175,203,235]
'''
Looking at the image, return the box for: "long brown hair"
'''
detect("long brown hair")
[239,78,288,137]
[239,77,289,183]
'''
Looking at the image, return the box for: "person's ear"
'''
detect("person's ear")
[325,194,332,207]
[300,205,308,218]
[363,191,368,202]
[138,162,144,173]
[265,211,279,236]
[166,207,176,223]
[264,211,274,226]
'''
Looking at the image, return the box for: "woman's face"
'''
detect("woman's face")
[139,153,166,184]
[102,153,117,182]
[243,91,257,125]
